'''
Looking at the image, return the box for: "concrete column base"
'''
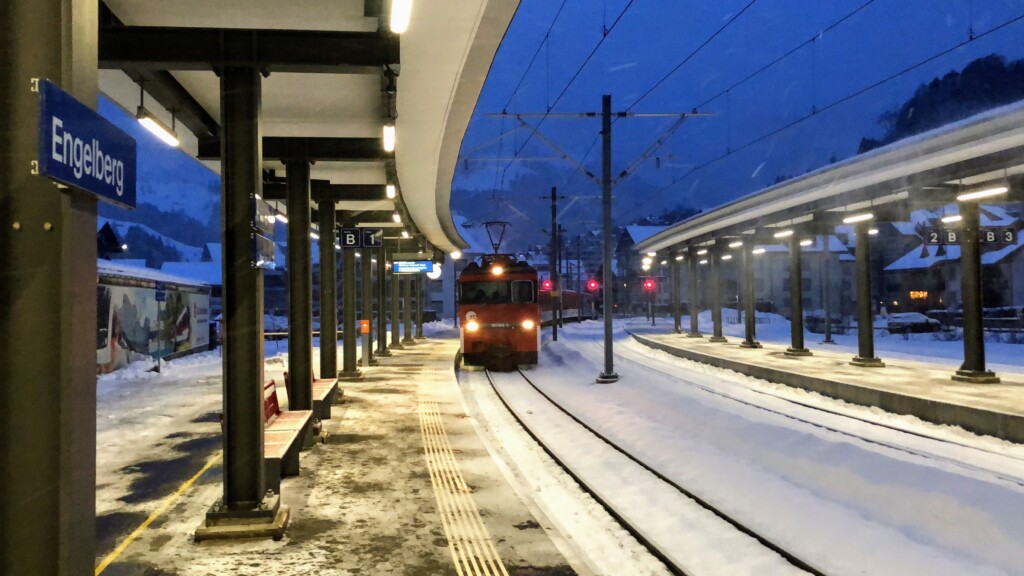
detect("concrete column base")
[685,332,703,338]
[338,370,363,381]
[390,343,405,350]
[415,335,426,340]
[195,495,288,542]
[739,340,762,349]
[402,338,417,345]
[820,339,837,345]
[376,349,392,357]
[785,347,813,357]
[850,356,885,367]
[952,369,1000,384]
[596,372,619,384]
[708,336,728,343]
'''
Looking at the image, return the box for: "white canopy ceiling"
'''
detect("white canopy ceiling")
[101,0,519,252]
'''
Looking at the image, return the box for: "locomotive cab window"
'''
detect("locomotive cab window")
[511,280,535,303]
[460,281,509,304]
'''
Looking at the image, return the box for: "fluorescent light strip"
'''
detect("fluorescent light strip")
[842,212,873,224]
[773,229,794,238]
[957,186,1008,201]
[941,214,962,223]
[382,124,396,152]
[390,0,412,33]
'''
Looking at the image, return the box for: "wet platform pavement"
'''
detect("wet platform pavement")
[629,328,1024,444]
[96,338,579,575]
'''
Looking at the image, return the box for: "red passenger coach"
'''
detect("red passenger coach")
[458,254,540,369]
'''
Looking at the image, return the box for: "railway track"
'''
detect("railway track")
[483,367,824,576]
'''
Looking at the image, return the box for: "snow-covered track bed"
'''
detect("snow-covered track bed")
[618,334,1024,488]
[485,368,817,576]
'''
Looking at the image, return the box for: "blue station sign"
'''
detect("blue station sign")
[38,80,137,208]
[392,260,434,274]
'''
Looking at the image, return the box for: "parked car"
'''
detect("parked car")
[805,310,845,334]
[886,312,941,334]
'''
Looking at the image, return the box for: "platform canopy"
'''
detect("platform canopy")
[99,0,519,252]
[635,99,1024,254]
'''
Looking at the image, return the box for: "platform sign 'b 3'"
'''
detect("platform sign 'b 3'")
[340,228,361,248]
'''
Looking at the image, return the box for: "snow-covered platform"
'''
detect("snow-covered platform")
[629,328,1024,444]
[97,336,579,575]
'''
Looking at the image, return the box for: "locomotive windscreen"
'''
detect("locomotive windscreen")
[460,281,535,304]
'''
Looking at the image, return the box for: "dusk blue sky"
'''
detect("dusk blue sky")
[453,0,1024,243]
[98,95,220,229]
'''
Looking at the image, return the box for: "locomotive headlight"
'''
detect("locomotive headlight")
[521,319,535,330]
[491,265,503,276]
[465,320,480,332]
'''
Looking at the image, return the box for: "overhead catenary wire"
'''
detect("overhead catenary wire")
[621,7,1024,222]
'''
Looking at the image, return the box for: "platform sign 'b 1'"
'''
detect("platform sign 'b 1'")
[340,228,361,248]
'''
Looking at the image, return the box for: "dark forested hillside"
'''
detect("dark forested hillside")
[859,54,1024,153]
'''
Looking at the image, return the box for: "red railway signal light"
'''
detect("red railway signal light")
[587,279,599,291]
[643,278,656,291]
[541,279,553,291]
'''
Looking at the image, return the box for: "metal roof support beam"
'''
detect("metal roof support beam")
[262,182,388,202]
[99,26,399,73]
[99,3,219,139]
[199,137,387,162]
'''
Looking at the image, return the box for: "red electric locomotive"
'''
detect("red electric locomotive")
[458,254,540,369]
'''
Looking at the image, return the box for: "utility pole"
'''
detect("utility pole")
[597,94,619,383]
[549,186,559,341]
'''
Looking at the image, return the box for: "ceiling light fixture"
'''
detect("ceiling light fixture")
[752,248,766,255]
[451,250,462,259]
[135,82,179,147]
[800,239,814,247]
[773,229,794,238]
[941,214,962,224]
[696,249,708,255]
[390,0,413,33]
[386,184,396,199]
[728,240,743,248]
[842,212,874,224]
[392,212,402,223]
[382,123,396,152]
[957,186,1008,202]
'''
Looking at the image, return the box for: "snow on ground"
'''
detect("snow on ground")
[518,320,1024,575]
[459,369,673,576]
[659,308,1024,371]
[484,370,804,575]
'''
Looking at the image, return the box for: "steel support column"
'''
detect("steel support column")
[340,244,361,378]
[739,245,762,349]
[285,159,313,406]
[709,248,727,343]
[0,0,98,570]
[360,246,375,366]
[415,275,425,338]
[954,200,999,382]
[820,242,836,344]
[318,209,338,378]
[391,265,403,349]
[687,247,702,337]
[671,257,682,334]
[402,275,415,344]
[786,234,812,356]
[376,248,391,356]
[851,222,883,366]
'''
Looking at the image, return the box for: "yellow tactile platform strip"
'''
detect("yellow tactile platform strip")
[419,393,510,576]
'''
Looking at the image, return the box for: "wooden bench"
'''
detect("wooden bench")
[263,379,313,493]
[312,378,340,420]
[284,372,341,420]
